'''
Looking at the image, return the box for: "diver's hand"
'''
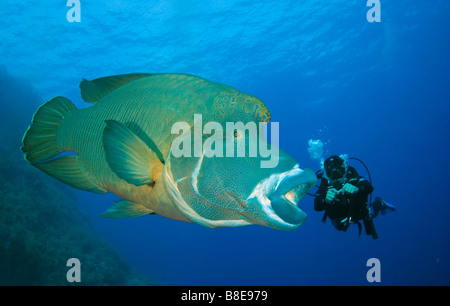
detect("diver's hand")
[342,183,359,195]
[325,188,338,203]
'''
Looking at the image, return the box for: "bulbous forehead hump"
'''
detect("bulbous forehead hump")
[212,89,271,124]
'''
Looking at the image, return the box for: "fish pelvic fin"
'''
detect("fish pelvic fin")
[103,120,163,186]
[99,200,155,218]
[21,96,106,194]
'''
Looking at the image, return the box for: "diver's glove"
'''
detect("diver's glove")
[342,183,359,195]
[325,188,338,203]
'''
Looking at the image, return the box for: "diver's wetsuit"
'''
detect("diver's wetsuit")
[314,166,377,237]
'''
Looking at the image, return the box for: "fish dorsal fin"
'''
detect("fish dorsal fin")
[99,200,155,218]
[79,73,154,103]
[103,120,162,186]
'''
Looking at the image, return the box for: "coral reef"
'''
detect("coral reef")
[0,149,155,285]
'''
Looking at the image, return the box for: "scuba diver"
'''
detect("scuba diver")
[314,155,396,239]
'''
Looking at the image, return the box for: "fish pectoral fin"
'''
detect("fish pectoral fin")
[79,73,155,103]
[103,119,162,186]
[99,200,155,218]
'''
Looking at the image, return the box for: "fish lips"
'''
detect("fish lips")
[268,168,317,229]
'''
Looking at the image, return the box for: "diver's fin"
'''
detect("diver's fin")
[21,96,75,162]
[103,119,162,186]
[377,197,397,215]
[33,155,106,194]
[79,73,154,103]
[99,200,155,218]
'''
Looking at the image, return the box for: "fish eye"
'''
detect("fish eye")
[233,130,241,138]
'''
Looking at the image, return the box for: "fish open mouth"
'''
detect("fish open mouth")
[285,185,306,207]
[269,167,317,227]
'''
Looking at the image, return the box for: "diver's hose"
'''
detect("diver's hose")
[348,157,373,204]
[348,157,372,184]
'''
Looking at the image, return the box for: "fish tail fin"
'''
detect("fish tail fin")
[21,97,106,194]
[21,96,75,163]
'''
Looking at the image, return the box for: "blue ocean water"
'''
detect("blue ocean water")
[1,0,449,285]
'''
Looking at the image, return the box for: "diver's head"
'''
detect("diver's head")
[324,155,347,184]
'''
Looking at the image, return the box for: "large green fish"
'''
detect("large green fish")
[21,73,317,230]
